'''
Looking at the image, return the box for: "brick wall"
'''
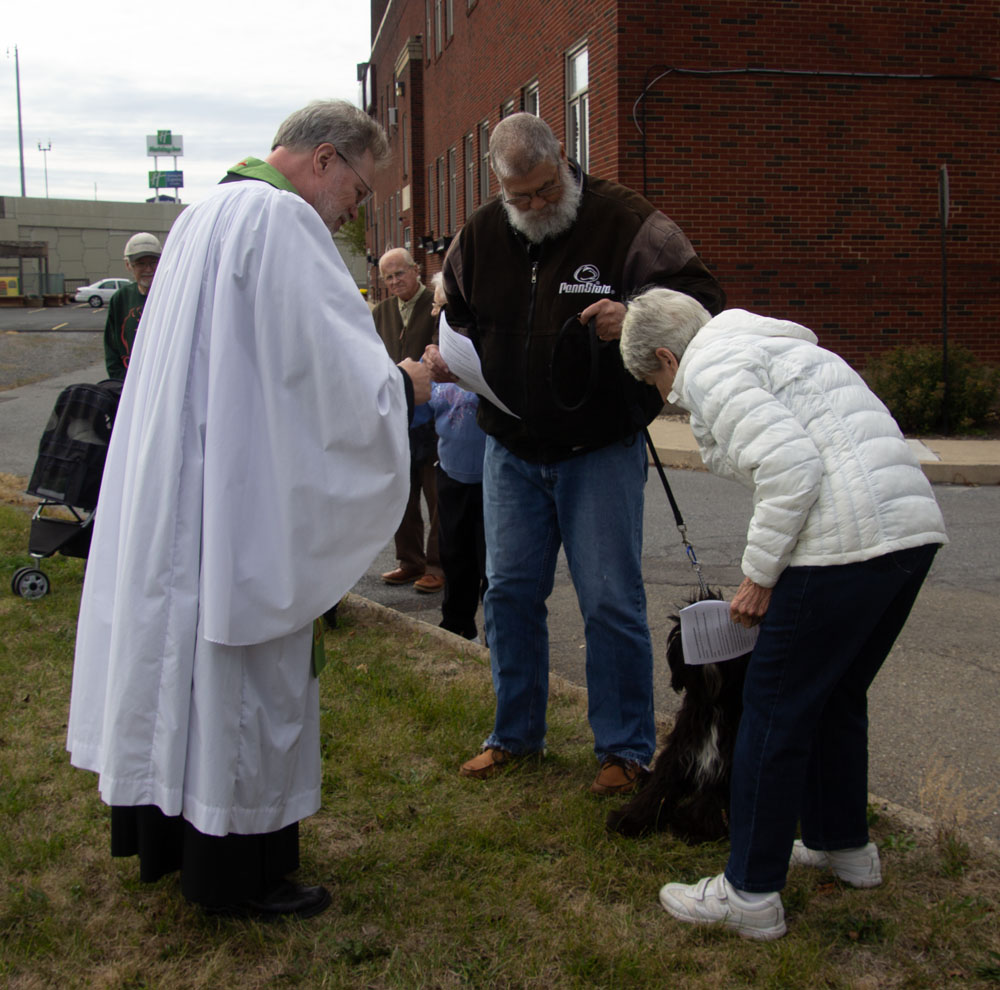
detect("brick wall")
[367,0,1000,364]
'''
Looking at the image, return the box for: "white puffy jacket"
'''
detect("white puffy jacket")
[669,310,948,588]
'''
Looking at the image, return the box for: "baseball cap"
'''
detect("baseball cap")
[124,232,163,260]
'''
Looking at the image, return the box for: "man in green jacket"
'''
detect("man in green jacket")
[103,232,162,380]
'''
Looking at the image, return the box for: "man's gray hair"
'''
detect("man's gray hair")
[379,247,417,269]
[620,288,713,381]
[489,113,562,182]
[429,271,444,291]
[272,99,389,167]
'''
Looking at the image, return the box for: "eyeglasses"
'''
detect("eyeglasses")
[336,149,373,207]
[381,269,413,282]
[501,179,562,211]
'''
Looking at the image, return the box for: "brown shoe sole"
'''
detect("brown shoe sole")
[460,748,542,779]
[414,576,444,593]
[590,768,650,796]
[381,570,424,585]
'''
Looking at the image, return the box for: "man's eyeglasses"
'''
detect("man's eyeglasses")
[501,179,562,211]
[336,149,373,207]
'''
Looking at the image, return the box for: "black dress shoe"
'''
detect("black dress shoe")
[206,880,331,920]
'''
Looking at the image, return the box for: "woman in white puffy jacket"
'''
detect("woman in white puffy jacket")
[619,288,947,941]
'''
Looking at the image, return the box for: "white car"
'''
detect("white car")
[74,278,132,308]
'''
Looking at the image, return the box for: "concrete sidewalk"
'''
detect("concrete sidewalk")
[647,416,1000,486]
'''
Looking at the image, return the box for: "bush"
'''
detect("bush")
[863,344,1000,435]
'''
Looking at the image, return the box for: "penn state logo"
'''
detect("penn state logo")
[559,263,613,295]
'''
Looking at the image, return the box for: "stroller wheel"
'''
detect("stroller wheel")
[13,568,50,599]
[11,566,31,594]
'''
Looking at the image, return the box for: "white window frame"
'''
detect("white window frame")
[478,120,490,203]
[566,43,589,170]
[523,80,540,116]
[464,132,475,219]
[448,146,458,233]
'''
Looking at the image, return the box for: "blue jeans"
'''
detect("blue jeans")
[480,435,656,764]
[725,543,939,892]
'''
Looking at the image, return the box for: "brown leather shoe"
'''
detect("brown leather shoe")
[381,566,424,585]
[414,572,445,593]
[460,747,518,779]
[590,756,650,796]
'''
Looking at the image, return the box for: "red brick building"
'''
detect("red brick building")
[363,0,999,365]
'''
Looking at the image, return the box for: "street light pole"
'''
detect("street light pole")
[38,141,51,198]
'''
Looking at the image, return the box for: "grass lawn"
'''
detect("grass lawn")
[1,501,998,989]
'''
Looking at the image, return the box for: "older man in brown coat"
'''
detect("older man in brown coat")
[373,248,443,592]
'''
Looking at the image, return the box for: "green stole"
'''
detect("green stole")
[223,157,301,195]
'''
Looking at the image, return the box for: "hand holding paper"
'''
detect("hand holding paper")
[679,599,759,665]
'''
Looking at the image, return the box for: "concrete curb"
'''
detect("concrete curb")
[646,417,1000,486]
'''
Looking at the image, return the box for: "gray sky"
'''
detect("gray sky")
[2,0,372,205]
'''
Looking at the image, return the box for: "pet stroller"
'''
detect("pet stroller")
[11,379,123,599]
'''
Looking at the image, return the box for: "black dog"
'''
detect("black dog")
[607,589,750,843]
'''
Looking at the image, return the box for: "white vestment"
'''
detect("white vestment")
[67,179,410,836]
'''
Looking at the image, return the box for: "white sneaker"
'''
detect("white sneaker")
[789,839,882,888]
[658,874,786,941]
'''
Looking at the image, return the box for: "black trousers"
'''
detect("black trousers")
[435,466,487,639]
[111,805,298,907]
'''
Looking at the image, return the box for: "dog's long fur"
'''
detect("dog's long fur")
[607,589,750,842]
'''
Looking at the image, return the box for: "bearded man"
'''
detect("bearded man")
[424,113,725,795]
[68,100,429,919]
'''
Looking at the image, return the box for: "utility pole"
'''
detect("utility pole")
[38,141,51,198]
[7,45,26,196]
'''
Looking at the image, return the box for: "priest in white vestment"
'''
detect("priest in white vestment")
[67,101,428,919]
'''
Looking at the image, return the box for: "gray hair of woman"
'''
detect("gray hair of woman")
[430,271,447,315]
[620,288,713,381]
[488,113,562,183]
[271,99,389,168]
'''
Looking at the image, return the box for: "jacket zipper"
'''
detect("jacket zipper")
[523,248,540,415]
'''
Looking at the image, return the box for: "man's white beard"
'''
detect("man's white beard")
[502,162,582,244]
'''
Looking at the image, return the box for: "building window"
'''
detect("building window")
[478,120,490,203]
[434,0,443,56]
[401,113,408,178]
[523,80,540,116]
[427,164,436,235]
[500,98,516,120]
[404,226,411,253]
[437,155,447,234]
[464,132,475,219]
[566,43,589,170]
[448,147,458,233]
[425,0,433,60]
[446,0,454,41]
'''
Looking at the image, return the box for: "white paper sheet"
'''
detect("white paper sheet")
[437,310,520,419]
[679,599,759,665]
